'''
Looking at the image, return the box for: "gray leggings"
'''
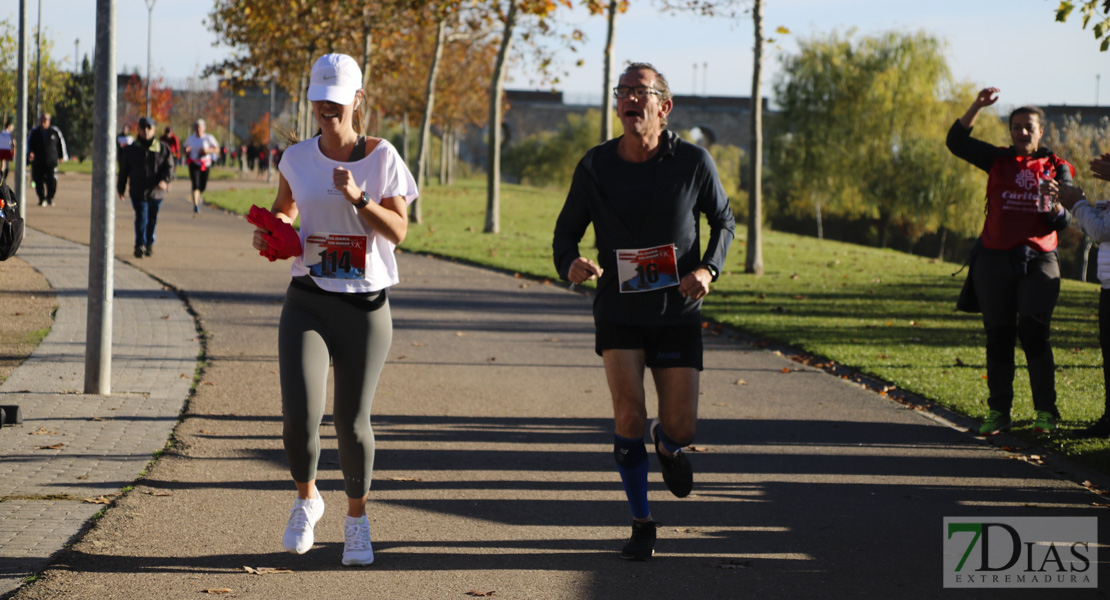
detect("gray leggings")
[278,284,392,498]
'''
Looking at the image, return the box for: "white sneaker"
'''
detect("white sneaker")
[281,494,325,554]
[342,515,374,566]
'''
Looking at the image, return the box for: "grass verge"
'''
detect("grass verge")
[205,177,1110,474]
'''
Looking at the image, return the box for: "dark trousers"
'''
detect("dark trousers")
[131,197,162,248]
[31,162,57,202]
[972,249,1060,416]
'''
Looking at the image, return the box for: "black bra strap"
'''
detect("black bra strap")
[348,135,367,162]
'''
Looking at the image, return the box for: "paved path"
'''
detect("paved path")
[1,172,1107,599]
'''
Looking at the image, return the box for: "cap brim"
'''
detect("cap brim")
[307,85,357,105]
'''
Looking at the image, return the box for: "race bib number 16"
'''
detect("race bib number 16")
[304,233,367,280]
[616,244,679,293]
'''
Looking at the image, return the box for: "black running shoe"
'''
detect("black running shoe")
[144,245,153,257]
[134,245,145,258]
[652,418,693,498]
[620,520,658,561]
[1076,415,1110,438]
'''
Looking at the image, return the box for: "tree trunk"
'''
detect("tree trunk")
[600,0,618,144]
[413,18,448,224]
[485,0,519,234]
[402,113,410,166]
[937,227,948,260]
[814,198,823,240]
[439,125,449,185]
[359,10,374,135]
[450,131,459,185]
[744,0,765,274]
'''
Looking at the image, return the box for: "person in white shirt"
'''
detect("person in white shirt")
[0,120,14,182]
[251,53,417,567]
[1045,153,1110,438]
[183,119,219,212]
[117,124,135,150]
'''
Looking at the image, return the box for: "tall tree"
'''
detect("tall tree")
[484,0,573,234]
[585,0,627,143]
[745,0,764,274]
[485,0,521,234]
[772,31,980,249]
[413,10,452,223]
[53,56,95,161]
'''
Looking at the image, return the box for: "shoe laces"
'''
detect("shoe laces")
[345,519,370,551]
[287,505,311,531]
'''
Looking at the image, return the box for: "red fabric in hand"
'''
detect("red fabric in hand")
[247,204,302,261]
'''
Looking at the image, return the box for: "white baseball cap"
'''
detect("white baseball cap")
[307,54,363,105]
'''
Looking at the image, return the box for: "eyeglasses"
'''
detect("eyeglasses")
[613,85,662,100]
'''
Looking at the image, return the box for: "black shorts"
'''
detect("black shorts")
[188,163,209,192]
[595,321,703,370]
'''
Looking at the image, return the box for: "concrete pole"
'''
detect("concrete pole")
[267,78,274,183]
[33,0,42,119]
[144,0,155,117]
[228,84,234,157]
[85,0,117,395]
[15,0,29,219]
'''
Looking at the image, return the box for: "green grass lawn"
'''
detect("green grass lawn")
[206,177,1110,473]
[57,160,239,182]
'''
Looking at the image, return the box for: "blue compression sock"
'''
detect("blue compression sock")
[614,434,650,520]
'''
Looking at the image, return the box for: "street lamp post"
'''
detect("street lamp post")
[144,0,155,117]
[74,38,79,72]
[33,0,42,118]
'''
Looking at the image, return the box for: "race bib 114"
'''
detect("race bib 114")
[304,233,367,280]
[616,244,679,293]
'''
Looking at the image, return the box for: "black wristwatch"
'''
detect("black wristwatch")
[354,191,370,209]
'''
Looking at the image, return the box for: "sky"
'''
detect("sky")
[7,0,1110,109]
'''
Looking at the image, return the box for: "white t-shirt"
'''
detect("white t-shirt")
[0,130,13,151]
[279,137,418,293]
[185,133,219,163]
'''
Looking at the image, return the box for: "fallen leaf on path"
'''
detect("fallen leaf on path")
[30,427,58,435]
[411,342,427,347]
[687,445,711,453]
[465,591,496,597]
[734,379,746,385]
[456,332,466,336]
[242,566,293,575]
[385,476,423,482]
[204,382,216,386]
[143,490,173,497]
[34,443,65,450]
[83,496,112,504]
[202,589,233,595]
[712,402,729,407]
[780,368,792,373]
[198,430,217,435]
